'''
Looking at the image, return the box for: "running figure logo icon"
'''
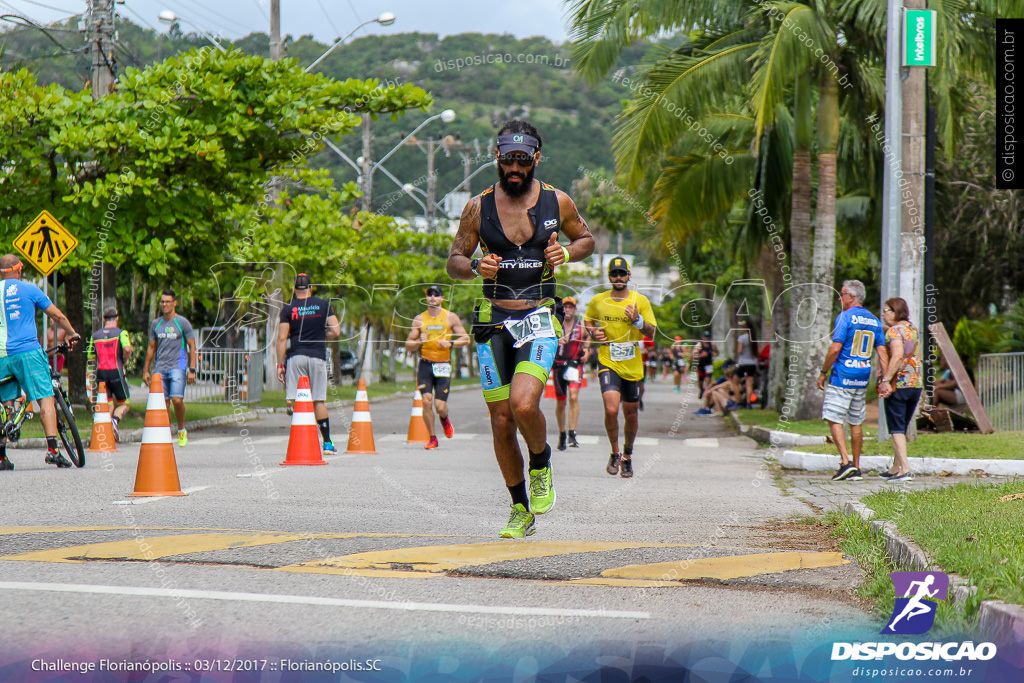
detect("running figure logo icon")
[882,571,949,634]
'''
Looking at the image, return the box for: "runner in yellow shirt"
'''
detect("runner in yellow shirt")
[584,257,657,478]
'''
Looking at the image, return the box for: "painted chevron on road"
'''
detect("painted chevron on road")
[0,527,848,585]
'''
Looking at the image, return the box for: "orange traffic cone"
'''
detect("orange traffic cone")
[130,374,185,497]
[88,382,117,452]
[544,373,556,399]
[346,378,377,454]
[280,375,326,466]
[406,390,430,444]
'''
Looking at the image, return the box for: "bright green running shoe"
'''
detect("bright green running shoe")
[499,503,536,538]
[528,465,555,514]
[178,429,188,447]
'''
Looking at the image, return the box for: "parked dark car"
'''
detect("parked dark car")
[337,350,357,379]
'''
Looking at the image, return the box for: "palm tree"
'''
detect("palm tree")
[566,0,997,416]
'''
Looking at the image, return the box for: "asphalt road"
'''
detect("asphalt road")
[0,373,879,679]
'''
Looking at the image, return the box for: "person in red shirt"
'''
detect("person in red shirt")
[552,296,589,450]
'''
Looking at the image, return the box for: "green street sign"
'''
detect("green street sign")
[904,9,937,67]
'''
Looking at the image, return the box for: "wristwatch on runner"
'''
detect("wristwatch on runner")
[470,258,481,277]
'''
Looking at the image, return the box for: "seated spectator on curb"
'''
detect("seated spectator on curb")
[932,355,967,408]
[694,361,739,415]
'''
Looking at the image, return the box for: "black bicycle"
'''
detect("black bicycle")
[0,343,85,467]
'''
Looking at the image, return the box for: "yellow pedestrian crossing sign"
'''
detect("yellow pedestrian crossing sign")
[14,210,79,276]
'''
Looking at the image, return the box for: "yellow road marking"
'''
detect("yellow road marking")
[278,566,444,579]
[560,578,686,588]
[280,541,690,574]
[0,532,420,564]
[599,551,850,581]
[0,526,128,535]
[0,528,849,586]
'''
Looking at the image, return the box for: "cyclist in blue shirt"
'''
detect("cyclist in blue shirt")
[0,254,80,470]
[816,279,890,482]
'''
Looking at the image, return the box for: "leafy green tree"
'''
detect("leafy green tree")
[0,50,432,399]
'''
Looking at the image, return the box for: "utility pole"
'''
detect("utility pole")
[89,0,115,99]
[269,0,281,60]
[360,114,373,211]
[89,0,117,320]
[425,138,438,233]
[264,0,285,390]
[405,134,473,231]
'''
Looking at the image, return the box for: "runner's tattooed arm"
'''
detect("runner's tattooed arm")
[447,197,485,279]
[556,191,595,263]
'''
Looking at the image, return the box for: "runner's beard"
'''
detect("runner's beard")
[611,281,629,291]
[498,164,535,197]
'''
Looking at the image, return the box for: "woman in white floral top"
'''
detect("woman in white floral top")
[878,297,922,481]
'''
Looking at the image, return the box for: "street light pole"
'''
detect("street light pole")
[879,0,904,441]
[304,12,395,73]
[158,10,227,52]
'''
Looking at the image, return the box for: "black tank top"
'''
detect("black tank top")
[478,181,560,300]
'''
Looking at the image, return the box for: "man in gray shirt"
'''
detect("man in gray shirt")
[143,289,198,447]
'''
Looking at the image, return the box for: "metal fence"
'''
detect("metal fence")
[187,349,264,404]
[977,352,1024,432]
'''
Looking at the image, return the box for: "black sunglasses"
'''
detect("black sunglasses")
[498,152,535,167]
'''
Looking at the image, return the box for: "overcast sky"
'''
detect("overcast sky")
[5,0,573,45]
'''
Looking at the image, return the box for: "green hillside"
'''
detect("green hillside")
[0,19,645,219]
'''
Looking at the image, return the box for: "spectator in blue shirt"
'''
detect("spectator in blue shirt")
[816,280,890,482]
[0,254,80,470]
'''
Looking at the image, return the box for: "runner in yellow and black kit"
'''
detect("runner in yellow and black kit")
[584,257,657,479]
[447,119,594,538]
[405,285,470,450]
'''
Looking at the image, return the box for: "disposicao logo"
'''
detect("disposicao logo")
[831,571,997,663]
[883,571,948,635]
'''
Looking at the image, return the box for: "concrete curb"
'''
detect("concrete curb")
[9,382,483,447]
[729,410,1024,475]
[841,501,1024,648]
[780,449,1024,476]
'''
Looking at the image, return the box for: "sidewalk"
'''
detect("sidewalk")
[730,410,1024,476]
[729,409,1024,645]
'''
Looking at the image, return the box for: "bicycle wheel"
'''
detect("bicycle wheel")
[53,390,85,467]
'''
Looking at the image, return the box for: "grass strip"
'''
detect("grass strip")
[862,480,1024,608]
[737,408,877,439]
[788,431,1024,460]
[825,509,984,636]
